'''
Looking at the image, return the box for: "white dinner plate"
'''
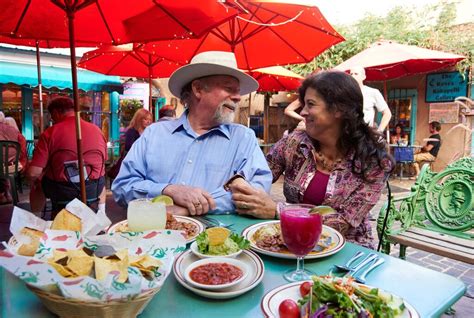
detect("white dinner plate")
[242,221,345,260]
[173,249,265,299]
[107,216,204,244]
[261,281,420,318]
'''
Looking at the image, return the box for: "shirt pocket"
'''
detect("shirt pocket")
[203,163,231,189]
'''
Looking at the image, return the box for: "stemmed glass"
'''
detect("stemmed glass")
[280,203,322,282]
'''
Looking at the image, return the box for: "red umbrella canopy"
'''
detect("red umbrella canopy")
[0,0,238,45]
[78,44,182,78]
[335,40,465,81]
[248,66,303,92]
[140,0,344,70]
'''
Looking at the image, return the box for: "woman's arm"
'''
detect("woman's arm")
[284,99,304,122]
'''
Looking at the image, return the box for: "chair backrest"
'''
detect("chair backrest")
[0,141,20,177]
[393,146,414,162]
[47,148,105,205]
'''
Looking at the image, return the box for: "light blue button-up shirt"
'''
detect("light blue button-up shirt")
[112,112,272,213]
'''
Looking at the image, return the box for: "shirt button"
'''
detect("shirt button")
[181,181,186,185]
[188,159,193,164]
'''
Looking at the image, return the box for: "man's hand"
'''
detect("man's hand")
[163,184,216,216]
[228,180,277,219]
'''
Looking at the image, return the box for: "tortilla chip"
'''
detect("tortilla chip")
[48,261,75,277]
[130,254,162,270]
[66,250,94,276]
[206,227,230,246]
[17,227,44,256]
[94,250,129,283]
[51,209,82,232]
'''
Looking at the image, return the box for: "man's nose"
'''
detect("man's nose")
[230,92,241,103]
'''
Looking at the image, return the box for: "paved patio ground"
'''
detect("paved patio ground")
[0,177,471,317]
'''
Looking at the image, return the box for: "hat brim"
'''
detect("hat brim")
[168,63,259,97]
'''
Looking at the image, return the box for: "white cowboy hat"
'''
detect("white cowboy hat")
[168,51,259,97]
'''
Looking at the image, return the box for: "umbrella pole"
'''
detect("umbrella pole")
[67,11,87,203]
[35,41,44,134]
[263,93,270,143]
[149,68,153,112]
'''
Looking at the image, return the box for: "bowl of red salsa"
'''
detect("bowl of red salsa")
[184,258,248,290]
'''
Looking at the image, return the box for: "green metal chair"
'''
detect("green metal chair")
[0,140,21,205]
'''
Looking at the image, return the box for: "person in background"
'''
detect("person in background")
[413,121,441,176]
[158,105,176,122]
[228,71,393,249]
[350,66,392,133]
[390,123,408,145]
[0,112,25,203]
[4,117,27,171]
[112,51,272,216]
[27,97,107,216]
[124,108,152,152]
[106,108,152,180]
[283,99,306,131]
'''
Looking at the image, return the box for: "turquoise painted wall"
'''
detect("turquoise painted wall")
[21,87,34,140]
[110,91,120,142]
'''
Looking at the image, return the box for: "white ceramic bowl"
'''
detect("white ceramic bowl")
[189,241,243,259]
[183,257,248,291]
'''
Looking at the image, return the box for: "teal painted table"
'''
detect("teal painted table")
[1,215,466,317]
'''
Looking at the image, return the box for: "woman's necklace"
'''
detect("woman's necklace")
[314,150,342,172]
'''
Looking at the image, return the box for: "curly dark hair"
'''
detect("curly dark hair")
[298,71,393,181]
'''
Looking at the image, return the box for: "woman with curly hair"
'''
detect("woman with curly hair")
[228,71,394,248]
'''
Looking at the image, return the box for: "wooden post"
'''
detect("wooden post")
[263,93,270,143]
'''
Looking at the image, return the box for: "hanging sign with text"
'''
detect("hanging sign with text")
[425,71,468,103]
[429,103,459,124]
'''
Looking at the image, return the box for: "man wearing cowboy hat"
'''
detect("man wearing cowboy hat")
[112,51,272,216]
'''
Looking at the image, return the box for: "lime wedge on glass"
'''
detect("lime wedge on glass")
[309,205,335,215]
[151,195,174,206]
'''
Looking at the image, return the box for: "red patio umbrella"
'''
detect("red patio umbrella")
[248,66,303,92]
[0,0,237,203]
[334,40,465,81]
[140,0,344,70]
[78,44,184,108]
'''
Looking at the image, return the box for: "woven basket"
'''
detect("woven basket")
[27,286,159,318]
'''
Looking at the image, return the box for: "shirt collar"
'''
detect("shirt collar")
[171,110,231,140]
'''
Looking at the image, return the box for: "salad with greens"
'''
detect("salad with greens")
[297,276,406,318]
[196,227,250,256]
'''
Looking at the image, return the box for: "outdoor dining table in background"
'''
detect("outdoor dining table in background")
[1,214,465,317]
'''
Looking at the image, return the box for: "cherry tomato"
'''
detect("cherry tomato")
[299,281,313,297]
[278,299,299,318]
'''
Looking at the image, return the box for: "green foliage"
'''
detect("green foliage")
[289,1,473,79]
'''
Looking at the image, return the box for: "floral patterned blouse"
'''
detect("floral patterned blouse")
[267,131,392,249]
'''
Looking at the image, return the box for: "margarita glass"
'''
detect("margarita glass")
[280,203,322,282]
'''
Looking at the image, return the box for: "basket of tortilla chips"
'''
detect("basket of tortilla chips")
[28,286,158,318]
[1,201,187,318]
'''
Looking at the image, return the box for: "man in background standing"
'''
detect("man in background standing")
[350,66,392,132]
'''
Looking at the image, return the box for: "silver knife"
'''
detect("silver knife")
[354,258,385,284]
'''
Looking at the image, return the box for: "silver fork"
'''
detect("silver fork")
[196,216,234,229]
[353,257,385,284]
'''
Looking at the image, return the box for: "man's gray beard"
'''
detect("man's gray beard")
[213,101,237,124]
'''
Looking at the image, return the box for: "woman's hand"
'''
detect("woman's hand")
[228,179,277,219]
